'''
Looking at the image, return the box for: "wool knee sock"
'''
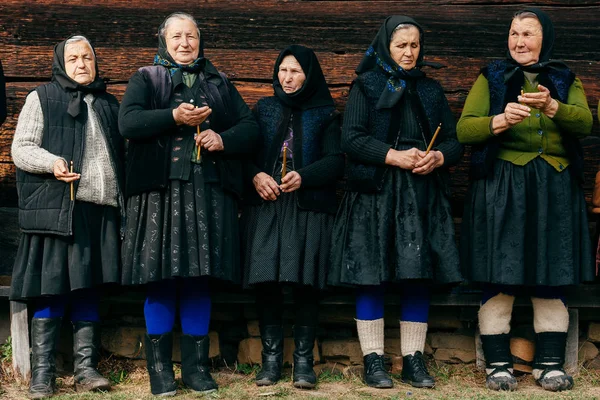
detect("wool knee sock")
[33,295,67,319]
[70,289,100,322]
[399,283,430,356]
[144,280,177,335]
[531,296,569,380]
[356,318,385,356]
[479,292,515,377]
[180,278,211,336]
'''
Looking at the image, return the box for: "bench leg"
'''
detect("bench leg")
[565,308,579,374]
[10,300,30,382]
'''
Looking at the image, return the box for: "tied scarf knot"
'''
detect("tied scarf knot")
[153,54,205,76]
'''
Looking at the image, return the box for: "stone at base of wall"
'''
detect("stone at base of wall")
[101,327,219,362]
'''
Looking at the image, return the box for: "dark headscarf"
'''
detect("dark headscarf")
[503,7,570,82]
[356,16,443,109]
[153,13,207,76]
[51,36,107,118]
[272,45,334,110]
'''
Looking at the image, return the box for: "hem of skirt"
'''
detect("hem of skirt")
[244,279,326,290]
[9,281,119,301]
[122,275,240,286]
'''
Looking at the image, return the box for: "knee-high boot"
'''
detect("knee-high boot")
[30,318,62,399]
[72,321,111,392]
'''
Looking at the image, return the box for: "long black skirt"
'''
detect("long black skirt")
[242,190,334,290]
[328,167,462,287]
[121,163,240,285]
[461,158,594,286]
[10,202,120,300]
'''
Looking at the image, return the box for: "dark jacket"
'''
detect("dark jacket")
[16,81,123,235]
[119,66,259,199]
[244,97,343,214]
[343,70,463,193]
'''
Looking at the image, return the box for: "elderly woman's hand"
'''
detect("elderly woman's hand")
[280,171,301,193]
[385,148,422,170]
[491,102,530,134]
[253,172,281,201]
[412,150,444,175]
[196,129,224,152]
[53,159,80,183]
[172,103,212,126]
[518,84,559,117]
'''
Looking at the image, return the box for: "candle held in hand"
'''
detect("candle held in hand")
[425,123,442,154]
[70,160,74,201]
[282,144,288,179]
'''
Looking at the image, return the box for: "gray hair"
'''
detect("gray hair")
[159,12,200,38]
[390,23,422,42]
[513,11,539,22]
[65,35,95,56]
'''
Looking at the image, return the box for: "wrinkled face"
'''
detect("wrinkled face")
[389,26,420,71]
[277,55,306,94]
[508,17,543,66]
[64,41,96,85]
[165,18,200,65]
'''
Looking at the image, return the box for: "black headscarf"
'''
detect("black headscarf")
[51,36,107,118]
[153,13,208,76]
[356,16,443,109]
[503,7,570,82]
[272,45,334,110]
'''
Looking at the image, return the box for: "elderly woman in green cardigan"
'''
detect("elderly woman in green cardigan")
[457,8,593,393]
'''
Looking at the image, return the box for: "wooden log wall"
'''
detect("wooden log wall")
[0,0,599,210]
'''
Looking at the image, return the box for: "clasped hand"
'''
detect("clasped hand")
[172,103,212,127]
[53,159,80,183]
[385,148,444,175]
[253,171,302,201]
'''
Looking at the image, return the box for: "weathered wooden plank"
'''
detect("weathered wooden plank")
[0,1,598,59]
[2,45,600,100]
[10,300,30,382]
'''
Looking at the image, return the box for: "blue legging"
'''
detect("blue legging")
[355,283,430,323]
[481,284,566,305]
[144,278,211,336]
[32,289,100,322]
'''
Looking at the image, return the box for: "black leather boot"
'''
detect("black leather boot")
[363,352,393,388]
[480,333,517,391]
[533,332,573,392]
[29,318,61,399]
[72,321,111,392]
[292,326,317,389]
[180,334,218,393]
[255,325,284,386]
[144,333,177,396]
[401,351,435,388]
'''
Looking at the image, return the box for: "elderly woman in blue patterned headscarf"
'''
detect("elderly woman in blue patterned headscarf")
[119,12,259,396]
[328,16,463,390]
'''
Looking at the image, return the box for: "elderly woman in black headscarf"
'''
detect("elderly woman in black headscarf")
[458,8,593,392]
[10,35,123,398]
[328,16,463,389]
[242,45,343,389]
[119,12,259,396]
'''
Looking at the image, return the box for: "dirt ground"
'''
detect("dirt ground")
[2,358,600,400]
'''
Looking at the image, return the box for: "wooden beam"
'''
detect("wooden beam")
[10,300,30,382]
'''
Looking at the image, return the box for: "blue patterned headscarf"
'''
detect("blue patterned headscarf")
[356,16,443,109]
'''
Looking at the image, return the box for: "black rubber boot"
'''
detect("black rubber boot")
[292,326,317,389]
[180,334,218,393]
[480,333,518,391]
[363,352,393,389]
[29,318,61,399]
[72,321,111,392]
[401,351,435,388]
[255,325,284,386]
[533,332,573,392]
[144,333,177,396]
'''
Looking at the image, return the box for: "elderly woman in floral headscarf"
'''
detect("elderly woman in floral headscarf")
[119,12,258,396]
[328,16,463,390]
[458,7,593,392]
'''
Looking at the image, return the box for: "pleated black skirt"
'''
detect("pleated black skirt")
[10,202,120,300]
[242,190,334,290]
[461,158,594,286]
[121,163,240,285]
[328,167,462,287]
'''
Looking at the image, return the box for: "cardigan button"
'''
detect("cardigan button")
[538,147,543,154]
[173,157,180,162]
[175,137,183,141]
[535,113,541,118]
[537,129,543,136]
[174,146,181,151]
[559,164,564,170]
